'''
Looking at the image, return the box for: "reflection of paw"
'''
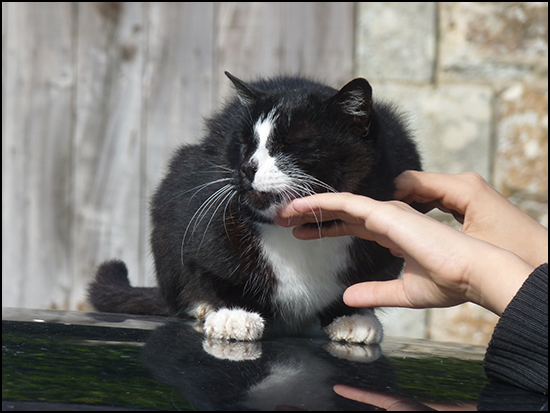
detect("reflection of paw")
[204,308,265,341]
[323,313,383,344]
[323,342,381,363]
[202,338,262,361]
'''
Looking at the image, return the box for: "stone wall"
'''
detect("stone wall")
[355,2,548,345]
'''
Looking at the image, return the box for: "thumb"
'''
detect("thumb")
[343,279,410,308]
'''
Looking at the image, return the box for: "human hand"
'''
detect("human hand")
[276,172,540,315]
[395,171,548,268]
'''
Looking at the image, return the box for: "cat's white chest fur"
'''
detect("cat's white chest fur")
[257,223,353,325]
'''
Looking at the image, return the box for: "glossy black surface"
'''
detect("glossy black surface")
[2,309,545,410]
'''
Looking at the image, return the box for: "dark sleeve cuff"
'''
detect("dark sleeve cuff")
[483,263,548,393]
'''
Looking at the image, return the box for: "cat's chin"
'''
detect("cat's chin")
[247,190,277,210]
[251,203,286,223]
[246,191,290,223]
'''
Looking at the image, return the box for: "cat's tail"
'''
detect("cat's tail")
[87,259,171,316]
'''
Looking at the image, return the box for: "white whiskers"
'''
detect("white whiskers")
[181,183,237,265]
[179,160,339,265]
[280,165,339,238]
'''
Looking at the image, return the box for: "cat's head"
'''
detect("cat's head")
[225,72,377,223]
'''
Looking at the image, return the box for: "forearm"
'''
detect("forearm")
[466,245,534,316]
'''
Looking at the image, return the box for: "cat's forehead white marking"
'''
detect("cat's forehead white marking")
[249,108,292,218]
[254,108,279,146]
[252,111,276,170]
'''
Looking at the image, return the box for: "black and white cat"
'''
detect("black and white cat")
[88,72,421,344]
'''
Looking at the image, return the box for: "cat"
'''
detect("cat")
[88,72,421,344]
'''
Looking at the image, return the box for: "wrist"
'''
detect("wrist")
[467,245,533,316]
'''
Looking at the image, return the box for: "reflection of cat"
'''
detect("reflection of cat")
[141,320,396,411]
[88,72,421,343]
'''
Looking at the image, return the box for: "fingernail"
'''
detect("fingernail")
[390,249,404,258]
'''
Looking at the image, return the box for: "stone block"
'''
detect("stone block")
[377,308,428,340]
[356,2,436,83]
[374,83,493,178]
[494,84,548,226]
[494,84,548,196]
[439,2,548,83]
[428,303,499,346]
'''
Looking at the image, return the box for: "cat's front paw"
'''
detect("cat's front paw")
[323,313,383,344]
[204,308,265,341]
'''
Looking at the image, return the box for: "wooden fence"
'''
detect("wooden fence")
[2,2,355,310]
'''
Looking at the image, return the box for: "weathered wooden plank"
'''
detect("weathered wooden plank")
[284,2,354,86]
[215,2,286,100]
[215,2,354,99]
[3,1,357,310]
[142,2,215,285]
[73,2,145,307]
[1,2,23,308]
[2,2,74,309]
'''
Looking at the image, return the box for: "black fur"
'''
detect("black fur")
[89,260,170,316]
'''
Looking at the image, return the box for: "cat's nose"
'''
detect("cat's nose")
[241,162,258,182]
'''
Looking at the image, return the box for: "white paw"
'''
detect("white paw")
[323,313,383,344]
[204,308,265,341]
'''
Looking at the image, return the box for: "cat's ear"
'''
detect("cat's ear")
[329,78,373,135]
[225,71,263,107]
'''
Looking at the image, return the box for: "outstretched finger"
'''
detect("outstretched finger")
[276,206,344,228]
[343,279,413,308]
[291,220,365,240]
[284,193,380,226]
